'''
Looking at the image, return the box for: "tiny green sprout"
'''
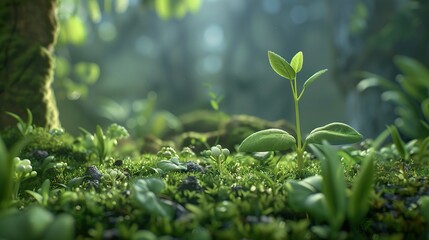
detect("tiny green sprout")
[207,144,229,177]
[12,157,37,200]
[239,51,362,171]
[79,124,129,164]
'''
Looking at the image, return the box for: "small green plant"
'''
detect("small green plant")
[239,51,362,170]
[131,178,173,218]
[79,123,129,164]
[287,142,374,237]
[203,144,230,177]
[11,157,38,200]
[26,179,62,207]
[5,108,33,136]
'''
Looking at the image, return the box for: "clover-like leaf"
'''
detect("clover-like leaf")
[157,157,187,172]
[131,178,172,218]
[304,122,363,146]
[286,176,321,209]
[290,51,303,73]
[303,69,328,90]
[238,128,296,152]
[268,51,296,80]
[286,176,328,221]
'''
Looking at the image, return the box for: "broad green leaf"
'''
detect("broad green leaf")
[290,51,303,73]
[302,69,328,90]
[387,125,408,160]
[398,75,427,101]
[303,193,328,221]
[286,178,319,210]
[131,178,171,218]
[301,175,323,192]
[26,190,43,204]
[348,157,374,227]
[394,56,429,87]
[268,51,296,80]
[157,159,187,172]
[305,122,363,146]
[238,128,296,152]
[310,143,346,230]
[357,76,399,92]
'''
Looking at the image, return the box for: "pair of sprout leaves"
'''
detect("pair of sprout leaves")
[239,51,362,154]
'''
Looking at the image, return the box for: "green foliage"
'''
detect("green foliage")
[0,206,74,240]
[131,178,173,218]
[25,179,58,207]
[238,129,296,152]
[0,137,27,210]
[100,93,182,138]
[10,157,38,201]
[78,123,129,164]
[157,157,187,173]
[5,109,34,136]
[358,56,429,139]
[239,51,362,171]
[287,142,374,237]
[304,122,363,146]
[202,144,230,178]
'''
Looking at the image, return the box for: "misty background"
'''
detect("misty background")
[54,0,429,138]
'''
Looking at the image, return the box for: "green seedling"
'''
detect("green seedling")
[12,157,38,201]
[239,51,362,170]
[287,142,374,237]
[26,179,62,207]
[5,108,33,136]
[203,144,230,178]
[79,123,129,164]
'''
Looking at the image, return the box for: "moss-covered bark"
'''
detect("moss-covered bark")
[0,0,60,129]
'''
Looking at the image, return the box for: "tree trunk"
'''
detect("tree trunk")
[0,0,60,130]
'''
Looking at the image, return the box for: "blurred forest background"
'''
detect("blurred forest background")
[54,0,429,139]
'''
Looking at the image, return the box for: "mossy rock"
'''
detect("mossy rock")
[175,113,295,152]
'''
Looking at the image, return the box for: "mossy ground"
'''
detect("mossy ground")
[1,126,429,240]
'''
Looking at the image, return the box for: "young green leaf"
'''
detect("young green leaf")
[290,51,303,73]
[387,125,408,160]
[305,122,363,146]
[303,69,328,90]
[268,51,296,80]
[310,143,347,230]
[348,157,374,227]
[238,128,296,152]
[286,177,320,210]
